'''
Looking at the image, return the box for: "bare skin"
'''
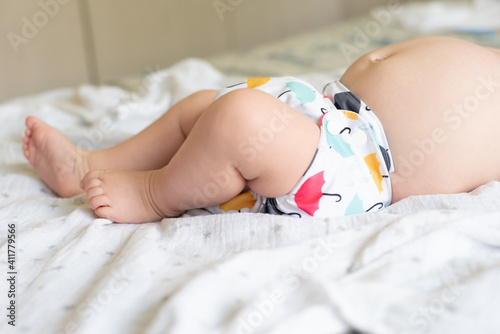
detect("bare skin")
[23,90,218,198]
[24,89,319,223]
[23,36,500,223]
[341,36,500,201]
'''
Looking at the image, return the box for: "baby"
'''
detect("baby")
[22,36,500,223]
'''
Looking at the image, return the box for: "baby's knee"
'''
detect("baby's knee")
[189,89,218,102]
[211,88,280,128]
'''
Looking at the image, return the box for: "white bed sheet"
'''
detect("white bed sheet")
[1,59,500,334]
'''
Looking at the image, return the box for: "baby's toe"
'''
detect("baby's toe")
[86,186,105,202]
[89,194,111,211]
[95,206,116,221]
[81,170,105,190]
[23,144,30,159]
[24,130,32,145]
[25,116,43,130]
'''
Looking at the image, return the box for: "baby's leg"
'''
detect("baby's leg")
[92,89,218,171]
[80,89,320,223]
[23,90,217,197]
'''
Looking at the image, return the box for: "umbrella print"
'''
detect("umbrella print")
[218,191,257,213]
[345,194,365,216]
[323,116,354,158]
[345,194,384,216]
[364,153,384,193]
[284,81,317,105]
[246,77,271,89]
[294,171,341,216]
[333,91,361,113]
[225,77,271,89]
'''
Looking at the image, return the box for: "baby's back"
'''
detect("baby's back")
[340,36,500,202]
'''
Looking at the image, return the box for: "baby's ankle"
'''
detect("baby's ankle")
[147,169,184,218]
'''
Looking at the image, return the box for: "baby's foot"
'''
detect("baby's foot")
[23,116,90,197]
[80,169,177,223]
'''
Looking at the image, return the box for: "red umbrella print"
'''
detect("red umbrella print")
[294,171,341,216]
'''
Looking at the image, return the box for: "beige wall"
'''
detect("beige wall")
[1,1,88,102]
[1,0,388,102]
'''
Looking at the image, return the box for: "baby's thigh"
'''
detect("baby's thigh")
[199,88,322,199]
[224,90,322,198]
[245,112,321,199]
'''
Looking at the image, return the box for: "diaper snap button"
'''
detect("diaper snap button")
[327,120,341,135]
[351,130,368,147]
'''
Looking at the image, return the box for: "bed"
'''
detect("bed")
[2,12,500,334]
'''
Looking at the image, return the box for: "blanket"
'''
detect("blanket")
[1,59,499,334]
